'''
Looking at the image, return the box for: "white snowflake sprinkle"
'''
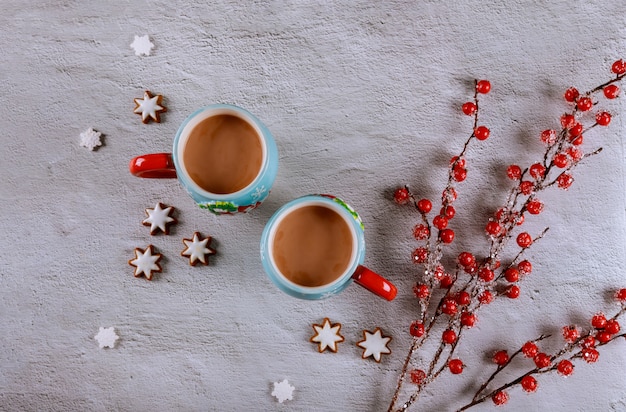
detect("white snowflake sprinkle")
[79,127,102,151]
[130,35,154,56]
[94,327,119,349]
[271,379,295,403]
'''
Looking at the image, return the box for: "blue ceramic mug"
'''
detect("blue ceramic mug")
[130,104,278,215]
[260,194,397,300]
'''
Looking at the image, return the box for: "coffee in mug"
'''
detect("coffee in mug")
[183,114,263,194]
[272,204,355,287]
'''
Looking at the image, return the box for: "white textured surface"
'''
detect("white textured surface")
[1,1,625,411]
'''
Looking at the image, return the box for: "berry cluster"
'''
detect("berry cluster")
[389,60,625,412]
[462,291,625,409]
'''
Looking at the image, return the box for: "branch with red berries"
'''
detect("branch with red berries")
[388,59,625,412]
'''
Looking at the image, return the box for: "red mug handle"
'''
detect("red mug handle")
[352,265,397,301]
[129,153,177,178]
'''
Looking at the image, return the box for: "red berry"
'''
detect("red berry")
[506,164,523,180]
[591,312,607,329]
[521,375,538,393]
[410,369,427,385]
[492,391,509,406]
[596,111,612,126]
[450,156,466,168]
[518,260,532,275]
[456,291,471,306]
[478,267,495,282]
[519,181,534,195]
[596,331,611,343]
[606,319,620,335]
[417,198,433,214]
[493,350,509,366]
[458,252,475,267]
[476,80,491,94]
[439,228,455,244]
[582,347,599,363]
[441,205,456,219]
[442,329,457,344]
[557,173,574,190]
[564,87,580,102]
[413,284,430,299]
[460,311,477,328]
[540,129,557,145]
[566,147,583,162]
[443,187,458,203]
[529,163,546,180]
[553,153,569,168]
[561,325,580,343]
[442,298,458,316]
[394,187,410,204]
[568,122,583,138]
[561,114,576,128]
[506,285,520,299]
[581,336,596,349]
[439,274,454,289]
[522,341,539,358]
[412,247,428,264]
[409,321,425,337]
[611,59,626,75]
[462,102,477,116]
[534,352,552,368]
[413,224,430,240]
[504,267,520,282]
[474,125,490,140]
[557,359,574,376]
[526,199,544,215]
[453,166,467,182]
[448,359,464,374]
[604,84,620,99]
[485,221,502,237]
[576,96,593,111]
[478,290,494,304]
[616,288,626,302]
[570,134,583,146]
[433,215,448,230]
[516,232,533,248]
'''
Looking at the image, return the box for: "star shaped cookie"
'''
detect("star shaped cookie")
[356,327,392,362]
[129,245,162,280]
[181,232,216,266]
[133,90,166,123]
[143,203,177,235]
[310,318,345,353]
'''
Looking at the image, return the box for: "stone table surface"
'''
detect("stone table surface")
[1,1,625,411]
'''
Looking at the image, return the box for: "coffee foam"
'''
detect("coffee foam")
[268,201,359,289]
[176,108,267,197]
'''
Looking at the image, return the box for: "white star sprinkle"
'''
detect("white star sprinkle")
[79,127,102,151]
[130,34,154,56]
[271,379,295,403]
[357,327,392,362]
[181,232,216,266]
[310,318,344,353]
[94,327,119,349]
[143,203,177,235]
[128,245,162,280]
[133,91,167,123]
